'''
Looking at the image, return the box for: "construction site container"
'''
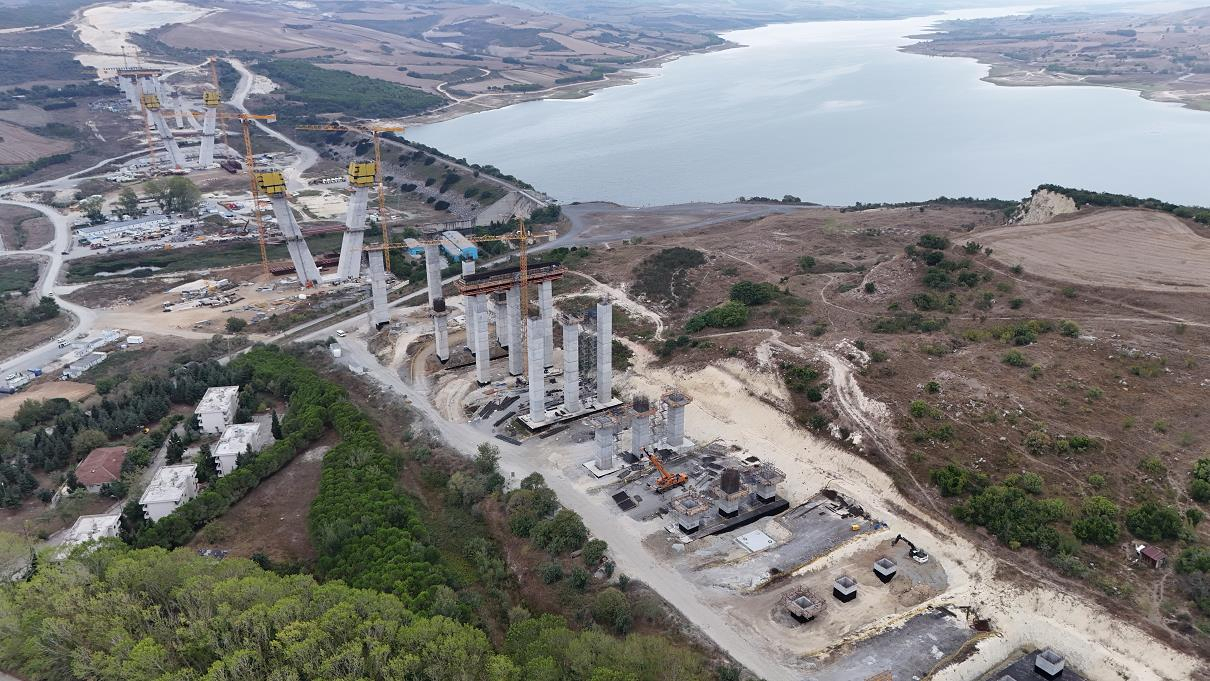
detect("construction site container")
[440,235,464,262]
[404,238,423,256]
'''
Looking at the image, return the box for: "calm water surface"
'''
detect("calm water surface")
[407,9,1210,206]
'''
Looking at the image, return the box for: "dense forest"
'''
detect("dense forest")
[256,60,444,118]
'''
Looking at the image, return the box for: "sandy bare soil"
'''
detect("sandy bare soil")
[0,380,93,418]
[0,121,72,164]
[980,209,1210,291]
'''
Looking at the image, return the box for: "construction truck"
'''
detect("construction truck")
[648,452,687,494]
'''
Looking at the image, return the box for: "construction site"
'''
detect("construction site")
[1,27,1205,681]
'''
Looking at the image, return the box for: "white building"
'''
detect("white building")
[58,513,122,558]
[63,351,107,380]
[213,422,272,476]
[196,385,239,434]
[139,464,198,522]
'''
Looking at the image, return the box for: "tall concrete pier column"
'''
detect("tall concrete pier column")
[507,285,522,375]
[594,421,615,470]
[596,298,613,402]
[462,260,477,354]
[563,322,580,412]
[474,296,491,385]
[493,294,509,347]
[630,396,654,454]
[527,317,545,423]
[424,245,442,305]
[539,280,554,368]
[433,300,450,363]
[662,392,693,447]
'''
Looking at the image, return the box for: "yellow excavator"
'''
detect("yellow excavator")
[648,452,687,494]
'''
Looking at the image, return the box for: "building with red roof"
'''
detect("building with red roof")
[75,446,127,493]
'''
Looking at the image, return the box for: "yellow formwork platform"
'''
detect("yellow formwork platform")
[347,161,377,188]
[254,171,287,197]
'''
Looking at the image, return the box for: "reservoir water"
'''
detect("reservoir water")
[407,9,1210,207]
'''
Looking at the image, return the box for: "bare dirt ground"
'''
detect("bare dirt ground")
[0,121,72,164]
[981,209,1210,291]
[0,381,93,419]
[187,441,329,563]
[0,204,52,250]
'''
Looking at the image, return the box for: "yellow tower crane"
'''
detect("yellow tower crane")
[295,123,406,267]
[218,112,278,274]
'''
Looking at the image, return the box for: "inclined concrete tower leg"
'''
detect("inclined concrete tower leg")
[367,251,389,329]
[563,323,580,412]
[506,285,522,375]
[423,245,442,305]
[186,109,202,131]
[539,280,554,368]
[268,196,322,285]
[172,93,185,129]
[474,297,491,385]
[149,111,186,168]
[494,295,509,347]
[199,107,217,166]
[527,317,545,423]
[434,313,449,362]
[462,260,477,354]
[596,299,613,402]
[337,187,370,280]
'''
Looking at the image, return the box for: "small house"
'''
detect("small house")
[75,446,127,493]
[58,513,122,558]
[1140,545,1167,569]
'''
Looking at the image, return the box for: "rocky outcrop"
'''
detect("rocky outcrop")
[1011,188,1078,225]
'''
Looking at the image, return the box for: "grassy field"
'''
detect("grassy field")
[0,261,39,294]
[66,233,347,281]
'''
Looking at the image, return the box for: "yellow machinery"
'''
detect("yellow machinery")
[216,112,278,274]
[347,161,377,188]
[648,452,688,494]
[140,94,161,110]
[296,122,405,266]
[254,171,287,197]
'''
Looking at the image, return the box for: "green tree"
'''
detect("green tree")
[592,588,632,634]
[116,187,142,217]
[224,317,247,333]
[1125,501,1184,541]
[798,256,816,272]
[532,509,588,555]
[729,280,776,305]
[70,429,109,458]
[78,196,105,224]
[195,443,218,483]
[165,432,185,465]
[270,410,282,439]
[1072,496,1120,545]
[164,176,201,213]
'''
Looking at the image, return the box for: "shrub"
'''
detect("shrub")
[925,381,940,394]
[1072,496,1120,545]
[798,256,816,272]
[532,509,589,555]
[729,280,777,305]
[929,464,986,497]
[1125,501,1184,541]
[583,538,608,566]
[540,562,564,584]
[225,317,247,333]
[917,234,950,250]
[569,567,590,590]
[686,301,748,332]
[1059,320,1080,338]
[1192,479,1210,503]
[1002,350,1027,367]
[592,588,632,634]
